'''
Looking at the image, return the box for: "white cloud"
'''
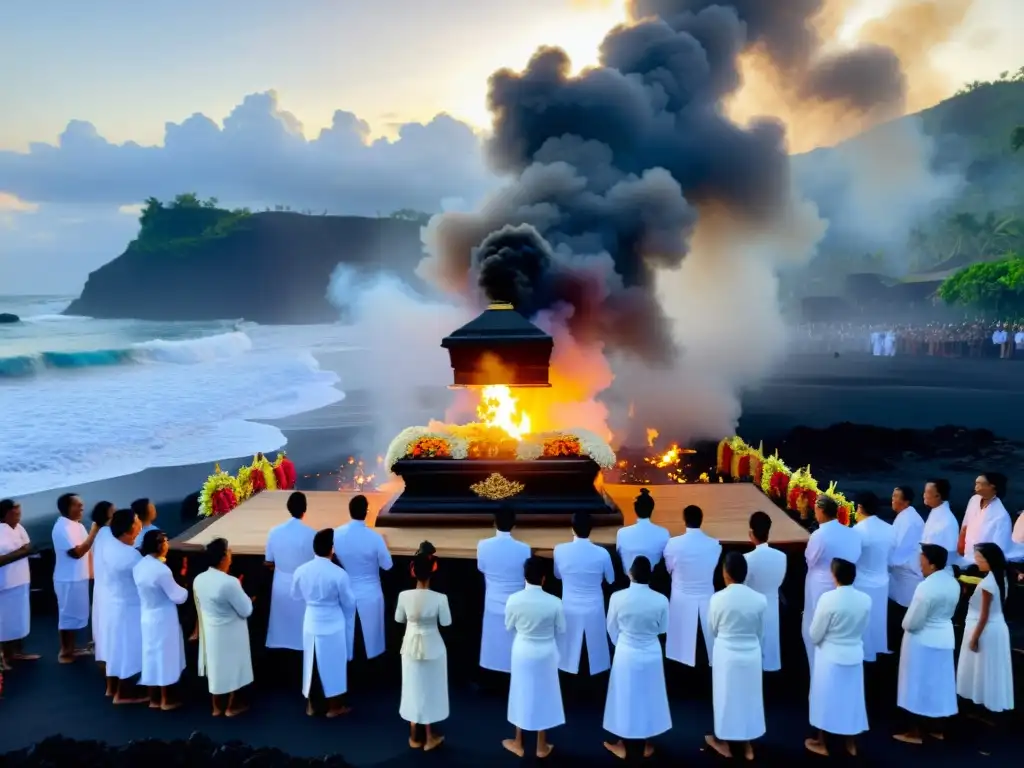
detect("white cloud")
[118,203,144,216]
[0,192,39,213]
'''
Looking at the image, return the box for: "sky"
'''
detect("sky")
[0,0,1019,294]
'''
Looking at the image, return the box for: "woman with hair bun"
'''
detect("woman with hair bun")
[396,542,451,751]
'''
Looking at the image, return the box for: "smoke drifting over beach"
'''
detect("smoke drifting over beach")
[334,0,967,448]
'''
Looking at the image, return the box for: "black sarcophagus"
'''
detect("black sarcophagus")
[441,303,553,387]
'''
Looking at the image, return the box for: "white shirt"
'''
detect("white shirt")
[960,495,1013,562]
[805,519,862,590]
[709,583,767,653]
[0,523,31,589]
[743,543,787,604]
[889,506,925,606]
[606,582,669,647]
[664,528,722,596]
[477,531,531,613]
[106,539,143,606]
[992,330,1006,344]
[853,515,895,589]
[265,517,315,575]
[291,556,356,636]
[921,502,958,563]
[505,584,566,642]
[1015,331,1024,345]
[553,537,614,609]
[616,518,670,572]
[333,520,392,588]
[52,516,90,582]
[809,585,872,665]
[902,570,960,649]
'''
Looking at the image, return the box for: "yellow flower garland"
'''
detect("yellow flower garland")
[199,464,242,518]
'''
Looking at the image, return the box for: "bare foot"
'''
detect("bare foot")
[72,648,92,657]
[225,704,249,717]
[161,701,183,711]
[1,661,12,671]
[326,706,352,718]
[11,653,40,661]
[58,654,75,664]
[893,732,924,745]
[113,696,149,705]
[744,743,755,761]
[644,744,655,758]
[306,702,315,717]
[928,733,945,741]
[408,738,424,749]
[804,738,828,757]
[149,701,162,709]
[105,687,116,698]
[502,739,525,757]
[705,735,732,759]
[847,743,858,757]
[212,708,223,717]
[603,741,627,760]
[536,743,554,759]
[424,735,445,751]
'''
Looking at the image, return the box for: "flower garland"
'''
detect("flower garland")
[823,481,856,526]
[716,436,746,476]
[273,451,297,490]
[786,467,820,522]
[730,440,755,479]
[199,464,241,518]
[759,451,792,502]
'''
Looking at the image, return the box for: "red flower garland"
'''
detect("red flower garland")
[717,444,734,475]
[767,471,790,500]
[210,487,238,515]
[273,464,288,490]
[249,466,267,493]
[279,456,296,489]
[733,454,751,478]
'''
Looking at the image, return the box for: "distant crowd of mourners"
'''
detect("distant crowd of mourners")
[0,474,1022,760]
[794,321,1024,357]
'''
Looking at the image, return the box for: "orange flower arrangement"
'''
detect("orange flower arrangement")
[542,435,582,457]
[410,437,451,458]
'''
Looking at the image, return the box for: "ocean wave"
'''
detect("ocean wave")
[0,331,252,378]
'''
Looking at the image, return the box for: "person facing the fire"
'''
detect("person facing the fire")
[616,488,670,573]
[553,512,615,679]
[264,491,315,653]
[663,505,721,668]
[743,511,787,672]
[477,504,531,676]
[333,494,393,663]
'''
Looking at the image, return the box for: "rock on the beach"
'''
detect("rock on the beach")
[0,312,20,323]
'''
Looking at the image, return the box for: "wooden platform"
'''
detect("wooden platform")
[171,483,807,559]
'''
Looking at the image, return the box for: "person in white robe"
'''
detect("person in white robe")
[743,511,787,672]
[194,537,254,717]
[663,505,721,667]
[133,529,188,709]
[503,556,566,760]
[104,507,147,705]
[130,498,159,548]
[921,479,958,566]
[334,493,393,661]
[884,330,896,356]
[292,529,357,717]
[956,473,1013,567]
[396,548,451,751]
[477,505,530,675]
[705,552,767,761]
[806,557,872,758]
[52,493,99,662]
[0,499,36,667]
[616,488,670,573]
[888,486,924,639]
[894,543,960,744]
[553,512,614,676]
[956,543,1014,714]
[264,491,315,651]
[88,501,116,684]
[802,496,861,668]
[602,556,670,761]
[851,492,895,662]
[871,331,883,356]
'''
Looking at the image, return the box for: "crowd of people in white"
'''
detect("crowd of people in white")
[0,475,1021,760]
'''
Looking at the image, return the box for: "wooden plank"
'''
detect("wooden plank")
[171,482,806,559]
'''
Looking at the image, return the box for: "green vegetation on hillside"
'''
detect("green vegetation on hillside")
[938,253,1024,315]
[132,193,252,252]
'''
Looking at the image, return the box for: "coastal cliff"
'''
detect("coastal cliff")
[65,204,426,324]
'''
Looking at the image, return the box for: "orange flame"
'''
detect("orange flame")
[476,385,532,440]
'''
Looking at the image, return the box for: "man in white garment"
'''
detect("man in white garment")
[131,498,159,548]
[602,556,670,761]
[851,492,895,662]
[870,330,883,357]
[806,558,872,758]
[616,487,670,573]
[194,537,254,717]
[920,479,958,567]
[956,472,1013,567]
[894,544,960,745]
[705,552,767,762]
[477,504,530,678]
[104,507,147,704]
[553,512,614,681]
[884,330,896,357]
[504,556,566,760]
[0,499,37,667]
[292,528,357,717]
[52,493,99,663]
[992,326,1008,358]
[1015,326,1024,358]
[334,493,392,665]
[743,511,787,673]
[664,505,721,668]
[888,486,925,658]
[264,491,315,652]
[802,496,861,669]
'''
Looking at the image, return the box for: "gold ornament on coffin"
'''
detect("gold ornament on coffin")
[470,473,524,501]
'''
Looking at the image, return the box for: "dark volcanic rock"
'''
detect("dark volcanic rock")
[3,733,354,767]
[0,312,20,323]
[64,212,428,324]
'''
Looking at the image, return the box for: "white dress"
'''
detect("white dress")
[477,532,530,673]
[505,585,566,732]
[52,516,91,631]
[334,520,393,660]
[553,537,614,674]
[956,573,1014,712]
[194,567,255,695]
[664,529,721,667]
[603,583,671,740]
[133,555,188,687]
[897,571,960,718]
[0,523,31,642]
[104,539,144,680]
[265,517,315,651]
[808,586,871,736]
[709,584,767,742]
[291,556,356,700]
[91,526,114,661]
[396,589,452,724]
